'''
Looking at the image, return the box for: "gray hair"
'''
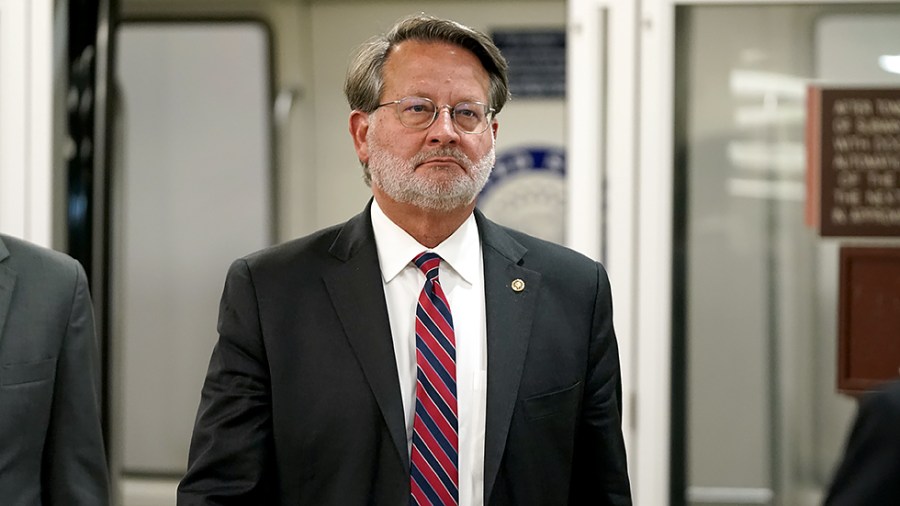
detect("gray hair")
[344,14,510,115]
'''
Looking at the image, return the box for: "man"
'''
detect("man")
[825,380,900,505]
[0,233,109,505]
[179,14,630,505]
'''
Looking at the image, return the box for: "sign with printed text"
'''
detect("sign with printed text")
[491,29,565,99]
[806,86,900,236]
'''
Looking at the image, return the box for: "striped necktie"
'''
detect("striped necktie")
[410,251,459,506]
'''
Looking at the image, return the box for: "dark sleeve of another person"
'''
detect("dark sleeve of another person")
[824,381,900,506]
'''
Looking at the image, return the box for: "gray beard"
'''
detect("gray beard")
[367,142,495,213]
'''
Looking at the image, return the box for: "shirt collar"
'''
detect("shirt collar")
[371,199,480,285]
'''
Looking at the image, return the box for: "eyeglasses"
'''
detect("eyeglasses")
[374,96,495,134]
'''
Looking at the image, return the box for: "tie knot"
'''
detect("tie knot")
[414,251,442,280]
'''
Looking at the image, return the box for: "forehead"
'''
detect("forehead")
[382,40,490,100]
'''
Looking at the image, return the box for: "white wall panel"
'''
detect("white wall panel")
[0,0,53,245]
[115,22,273,474]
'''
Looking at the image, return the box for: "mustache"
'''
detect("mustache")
[411,147,472,168]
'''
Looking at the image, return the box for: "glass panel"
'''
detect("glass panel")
[675,4,900,505]
[115,22,273,475]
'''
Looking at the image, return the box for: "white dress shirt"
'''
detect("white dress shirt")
[371,200,487,506]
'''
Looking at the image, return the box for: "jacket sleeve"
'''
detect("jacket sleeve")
[43,260,110,505]
[825,383,900,505]
[569,262,632,505]
[178,258,276,505]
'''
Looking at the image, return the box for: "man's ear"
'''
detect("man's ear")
[349,110,370,165]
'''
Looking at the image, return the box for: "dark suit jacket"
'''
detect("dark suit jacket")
[825,380,900,505]
[0,234,109,505]
[178,206,631,505]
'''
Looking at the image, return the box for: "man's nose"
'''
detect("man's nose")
[427,107,460,145]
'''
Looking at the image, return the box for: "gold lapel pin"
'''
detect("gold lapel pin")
[511,278,525,292]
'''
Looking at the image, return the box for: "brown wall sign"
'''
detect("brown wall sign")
[838,246,900,395]
[807,87,900,237]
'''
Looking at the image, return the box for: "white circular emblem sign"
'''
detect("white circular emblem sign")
[478,146,566,244]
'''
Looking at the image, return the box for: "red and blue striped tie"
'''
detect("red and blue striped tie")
[410,252,459,506]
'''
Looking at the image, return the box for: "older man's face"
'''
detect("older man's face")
[351,40,498,212]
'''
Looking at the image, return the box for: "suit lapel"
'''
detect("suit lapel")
[321,206,409,472]
[317,207,542,493]
[0,237,14,347]
[476,212,541,503]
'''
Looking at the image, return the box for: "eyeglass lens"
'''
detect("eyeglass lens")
[394,97,490,133]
